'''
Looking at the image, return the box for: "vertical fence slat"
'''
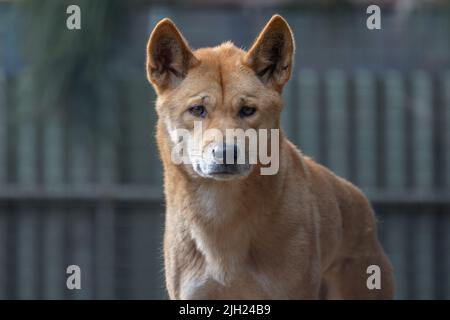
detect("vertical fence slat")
[444,212,450,298]
[42,99,65,299]
[298,69,320,159]
[414,211,435,299]
[16,212,39,299]
[354,69,376,190]
[43,210,64,299]
[95,86,118,299]
[69,105,94,299]
[0,204,6,299]
[0,71,7,299]
[383,210,408,299]
[412,71,433,190]
[128,209,164,299]
[16,72,38,299]
[385,71,406,192]
[0,70,6,183]
[442,71,450,297]
[70,211,93,299]
[16,74,37,185]
[129,212,147,299]
[434,210,448,299]
[95,204,115,299]
[0,207,6,299]
[444,72,450,190]
[325,69,349,178]
[126,77,159,184]
[411,72,434,299]
[115,211,131,299]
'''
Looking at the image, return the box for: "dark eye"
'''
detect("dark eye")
[189,105,207,118]
[239,106,256,118]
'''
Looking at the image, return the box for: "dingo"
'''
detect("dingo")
[146,15,394,299]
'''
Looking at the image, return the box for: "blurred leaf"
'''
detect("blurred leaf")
[19,0,130,117]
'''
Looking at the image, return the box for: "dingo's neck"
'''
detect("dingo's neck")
[160,131,294,283]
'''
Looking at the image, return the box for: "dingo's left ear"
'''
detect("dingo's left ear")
[244,15,295,92]
[146,18,199,92]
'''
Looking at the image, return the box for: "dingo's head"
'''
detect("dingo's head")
[146,15,294,180]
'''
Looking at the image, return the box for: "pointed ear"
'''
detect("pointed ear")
[244,15,295,91]
[146,18,199,91]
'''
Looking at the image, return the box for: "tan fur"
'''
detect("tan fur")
[146,15,394,299]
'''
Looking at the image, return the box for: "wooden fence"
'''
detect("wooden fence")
[0,67,449,299]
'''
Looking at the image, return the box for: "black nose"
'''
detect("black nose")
[212,143,238,164]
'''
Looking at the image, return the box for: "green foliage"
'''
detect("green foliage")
[19,0,129,115]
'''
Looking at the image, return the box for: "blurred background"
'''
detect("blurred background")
[0,0,449,299]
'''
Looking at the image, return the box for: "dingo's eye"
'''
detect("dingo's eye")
[189,105,207,118]
[239,106,256,118]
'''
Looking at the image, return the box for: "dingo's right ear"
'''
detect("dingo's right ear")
[146,18,198,92]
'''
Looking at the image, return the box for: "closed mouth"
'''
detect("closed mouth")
[210,171,236,175]
[207,164,242,176]
[209,168,239,175]
[196,164,251,179]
